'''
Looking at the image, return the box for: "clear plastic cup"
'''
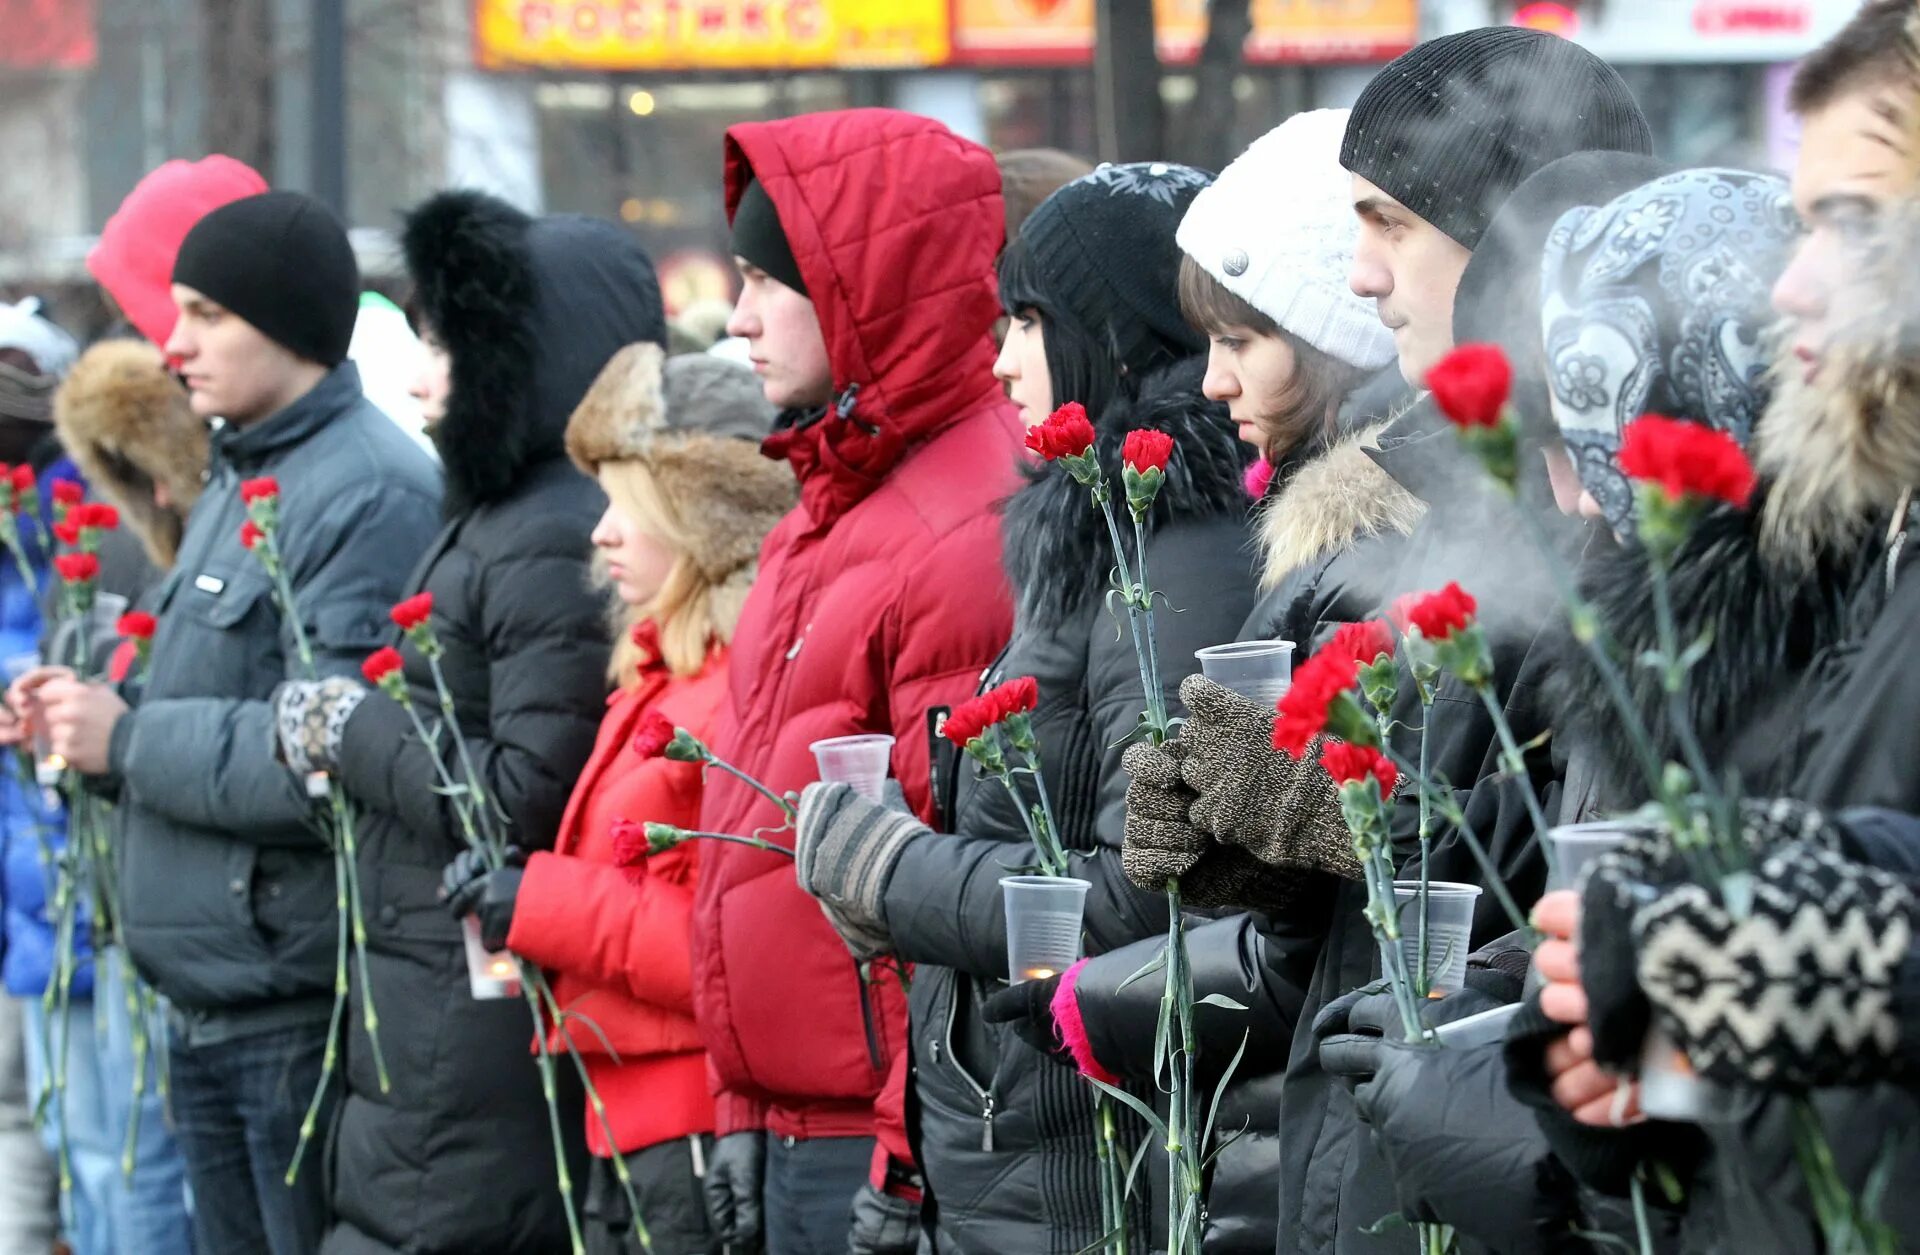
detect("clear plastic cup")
[1544,820,1653,892]
[1194,640,1295,707]
[1432,1002,1523,1047]
[462,914,521,1000]
[3,650,58,789]
[1639,1025,1710,1121]
[1392,881,1482,996]
[810,734,896,802]
[1000,875,1090,983]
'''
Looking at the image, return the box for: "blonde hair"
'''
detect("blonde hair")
[598,459,753,683]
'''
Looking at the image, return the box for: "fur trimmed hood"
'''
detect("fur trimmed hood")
[1255,422,1425,591]
[567,342,795,585]
[402,190,666,518]
[52,339,205,568]
[1002,356,1250,621]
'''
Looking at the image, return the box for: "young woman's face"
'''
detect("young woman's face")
[1201,327,1305,456]
[410,325,452,429]
[993,309,1055,428]
[590,489,677,607]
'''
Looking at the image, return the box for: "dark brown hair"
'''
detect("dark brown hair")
[1790,0,1914,114]
[997,149,1096,248]
[1176,254,1366,461]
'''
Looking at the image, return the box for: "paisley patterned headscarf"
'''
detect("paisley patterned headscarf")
[1540,167,1797,533]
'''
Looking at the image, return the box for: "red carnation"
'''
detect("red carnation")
[1617,415,1756,509]
[610,820,652,886]
[240,519,264,550]
[1122,429,1174,475]
[361,646,404,685]
[239,477,280,504]
[1319,740,1398,796]
[51,481,84,507]
[1272,649,1360,759]
[9,466,34,496]
[389,592,434,631]
[51,520,80,548]
[1329,619,1394,667]
[1426,343,1512,430]
[1024,402,1097,461]
[942,696,995,748]
[632,710,676,760]
[53,553,98,584]
[1390,582,1477,642]
[117,611,157,641]
[992,675,1039,720]
[76,502,118,531]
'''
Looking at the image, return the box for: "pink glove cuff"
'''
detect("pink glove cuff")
[1052,958,1121,1086]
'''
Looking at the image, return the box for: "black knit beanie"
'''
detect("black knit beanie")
[1016,161,1213,373]
[1341,28,1653,251]
[172,191,359,366]
[730,178,807,296]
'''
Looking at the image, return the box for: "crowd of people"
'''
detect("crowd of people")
[0,4,1917,1254]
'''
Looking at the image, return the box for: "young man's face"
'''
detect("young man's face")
[1349,176,1473,388]
[726,261,832,410]
[1200,326,1301,454]
[164,285,319,425]
[1773,84,1908,384]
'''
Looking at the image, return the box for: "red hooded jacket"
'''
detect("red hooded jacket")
[507,636,725,1158]
[691,110,1020,1164]
[87,155,268,346]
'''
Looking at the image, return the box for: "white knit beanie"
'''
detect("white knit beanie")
[1175,109,1395,372]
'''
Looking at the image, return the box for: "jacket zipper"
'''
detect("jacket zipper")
[856,959,885,1072]
[928,981,996,1152]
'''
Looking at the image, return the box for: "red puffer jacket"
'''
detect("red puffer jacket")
[691,110,1020,1163]
[508,641,725,1158]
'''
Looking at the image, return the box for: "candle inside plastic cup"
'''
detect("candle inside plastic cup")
[810,734,896,802]
[1193,640,1294,706]
[461,914,520,1001]
[1392,881,1482,996]
[1638,1024,1708,1121]
[1000,875,1090,984]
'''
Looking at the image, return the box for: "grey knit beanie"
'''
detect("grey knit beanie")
[1341,28,1653,251]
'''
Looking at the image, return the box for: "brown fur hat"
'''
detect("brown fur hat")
[53,339,205,568]
[567,342,795,584]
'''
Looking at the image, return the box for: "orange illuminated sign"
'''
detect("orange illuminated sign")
[948,0,1416,65]
[476,0,950,70]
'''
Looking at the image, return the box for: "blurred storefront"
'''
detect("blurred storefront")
[471,0,1420,312]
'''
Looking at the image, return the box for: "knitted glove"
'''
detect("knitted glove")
[1121,736,1206,887]
[440,845,527,951]
[1175,674,1359,880]
[794,782,927,961]
[1631,842,1916,1087]
[272,675,368,775]
[1578,798,1846,1071]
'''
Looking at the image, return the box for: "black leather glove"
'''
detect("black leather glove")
[1316,981,1511,1087]
[702,1131,765,1250]
[847,1181,920,1254]
[440,846,526,952]
[981,972,1072,1064]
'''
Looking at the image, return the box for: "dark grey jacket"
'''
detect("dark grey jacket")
[881,360,1256,1254]
[109,363,440,1038]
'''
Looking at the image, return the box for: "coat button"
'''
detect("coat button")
[229,878,245,895]
[267,882,282,899]
[379,905,398,926]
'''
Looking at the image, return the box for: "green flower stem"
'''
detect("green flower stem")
[522,979,586,1255]
[1130,515,1169,738]
[395,693,486,850]
[1161,878,1203,1255]
[1468,682,1557,886]
[989,762,1067,877]
[285,847,348,1186]
[660,828,795,857]
[1379,746,1531,938]
[1096,1092,1128,1255]
[1416,697,1434,997]
[330,790,388,1092]
[529,969,655,1253]
[425,650,502,843]
[702,752,797,821]
[0,517,37,601]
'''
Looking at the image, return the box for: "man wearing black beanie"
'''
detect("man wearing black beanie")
[1341,26,1652,386]
[23,188,441,1255]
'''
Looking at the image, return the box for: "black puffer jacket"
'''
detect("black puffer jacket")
[880,359,1256,1254]
[322,193,667,1255]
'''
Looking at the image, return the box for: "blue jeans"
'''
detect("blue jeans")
[167,1019,331,1255]
[22,952,194,1255]
[763,1135,874,1255]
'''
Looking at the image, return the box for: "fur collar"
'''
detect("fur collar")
[1255,422,1425,590]
[1002,357,1250,621]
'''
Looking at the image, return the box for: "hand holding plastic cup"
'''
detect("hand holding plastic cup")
[1392,881,1482,996]
[1193,640,1294,707]
[1000,875,1090,983]
[811,734,896,803]
[1544,820,1653,891]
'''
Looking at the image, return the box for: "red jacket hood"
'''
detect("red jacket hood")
[724,109,1007,524]
[87,155,268,347]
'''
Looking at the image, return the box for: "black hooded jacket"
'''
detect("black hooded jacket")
[878,358,1257,1253]
[321,192,667,1255]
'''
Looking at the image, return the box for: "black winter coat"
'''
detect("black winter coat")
[880,360,1256,1254]
[321,194,667,1255]
[109,365,440,1037]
